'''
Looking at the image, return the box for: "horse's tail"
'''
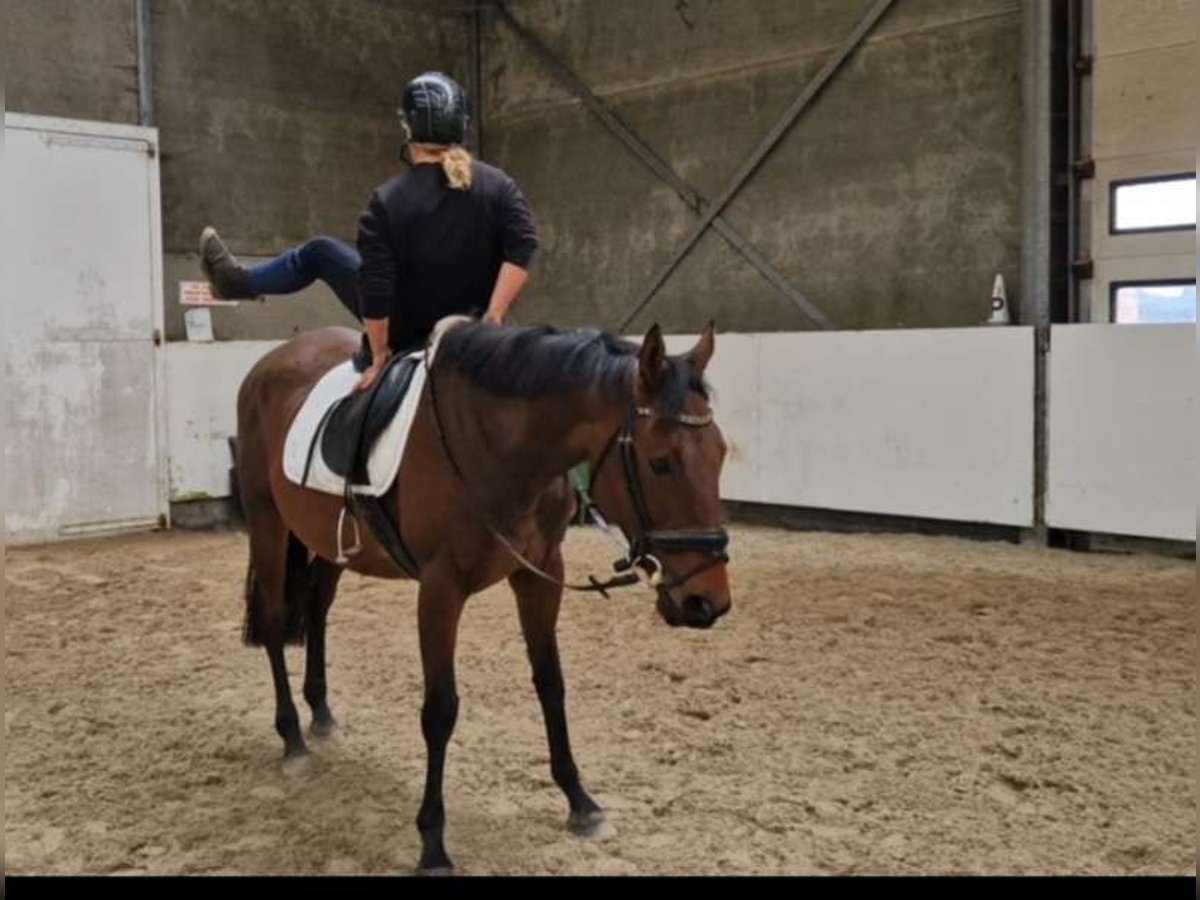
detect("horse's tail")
[242,533,312,647]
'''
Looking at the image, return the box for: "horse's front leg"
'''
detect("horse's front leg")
[510,556,612,839]
[414,569,467,875]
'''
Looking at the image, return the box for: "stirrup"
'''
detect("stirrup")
[335,505,363,564]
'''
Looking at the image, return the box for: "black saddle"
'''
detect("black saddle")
[315,352,422,485]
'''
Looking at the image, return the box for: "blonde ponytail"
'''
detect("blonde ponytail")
[402,120,473,191]
[440,146,473,191]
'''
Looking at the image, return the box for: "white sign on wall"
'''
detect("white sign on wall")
[184,307,215,342]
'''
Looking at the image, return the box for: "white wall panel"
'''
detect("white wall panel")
[1047,324,1196,540]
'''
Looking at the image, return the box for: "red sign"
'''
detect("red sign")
[179,281,240,307]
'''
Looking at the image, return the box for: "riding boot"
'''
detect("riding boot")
[199,226,259,300]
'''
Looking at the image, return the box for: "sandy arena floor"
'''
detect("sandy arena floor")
[4,525,1194,875]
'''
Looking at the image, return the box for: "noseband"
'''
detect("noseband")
[584,405,730,595]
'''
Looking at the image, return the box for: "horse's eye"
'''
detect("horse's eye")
[649,457,673,476]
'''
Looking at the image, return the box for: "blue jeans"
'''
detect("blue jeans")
[247,236,362,321]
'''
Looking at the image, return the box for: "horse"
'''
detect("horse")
[234,317,732,873]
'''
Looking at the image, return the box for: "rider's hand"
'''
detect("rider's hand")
[355,355,389,392]
[483,310,503,325]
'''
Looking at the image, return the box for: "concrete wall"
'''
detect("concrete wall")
[154,0,469,341]
[9,1,1024,338]
[7,0,471,342]
[484,0,1024,334]
[7,0,139,125]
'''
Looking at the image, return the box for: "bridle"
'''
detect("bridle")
[424,353,729,599]
[582,404,730,594]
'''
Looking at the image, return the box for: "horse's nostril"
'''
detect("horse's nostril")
[683,594,715,626]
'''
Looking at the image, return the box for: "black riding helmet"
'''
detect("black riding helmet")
[400,71,469,145]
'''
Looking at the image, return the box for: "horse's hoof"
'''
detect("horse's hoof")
[309,716,338,739]
[567,810,616,840]
[280,751,313,778]
[415,866,456,877]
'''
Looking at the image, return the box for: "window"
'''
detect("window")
[1111,281,1196,324]
[1109,174,1196,233]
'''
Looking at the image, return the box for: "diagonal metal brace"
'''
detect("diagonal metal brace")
[490,0,836,330]
[616,0,898,331]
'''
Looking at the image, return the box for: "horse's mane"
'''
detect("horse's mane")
[432,320,708,417]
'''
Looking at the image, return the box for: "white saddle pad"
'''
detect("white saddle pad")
[282,352,427,497]
[281,316,470,498]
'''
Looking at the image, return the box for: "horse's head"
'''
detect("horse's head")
[591,322,731,629]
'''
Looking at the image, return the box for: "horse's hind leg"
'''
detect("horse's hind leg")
[509,559,611,839]
[243,500,308,760]
[303,558,342,737]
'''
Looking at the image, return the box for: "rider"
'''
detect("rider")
[198,71,538,389]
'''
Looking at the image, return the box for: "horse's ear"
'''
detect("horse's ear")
[638,323,668,395]
[689,320,716,374]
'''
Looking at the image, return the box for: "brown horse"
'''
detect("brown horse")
[235,317,731,873]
